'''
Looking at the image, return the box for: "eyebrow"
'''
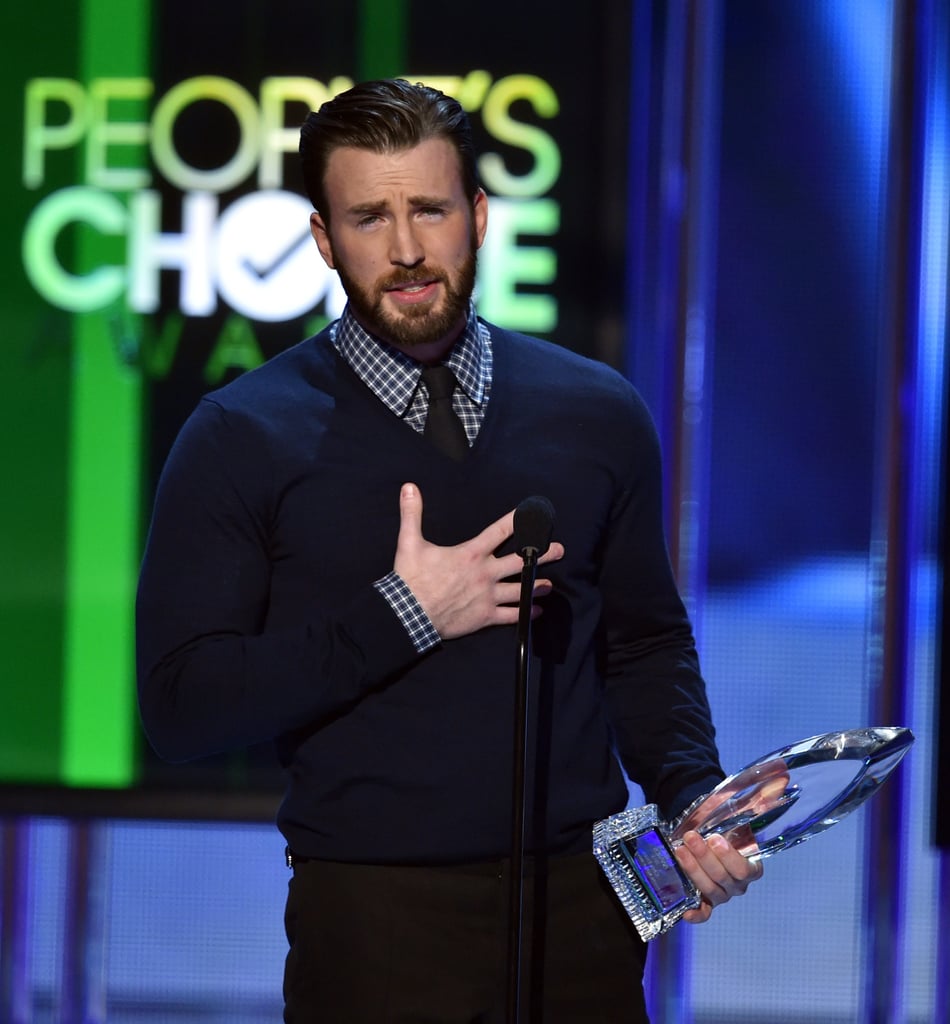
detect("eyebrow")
[345,194,455,216]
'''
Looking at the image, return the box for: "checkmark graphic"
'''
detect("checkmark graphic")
[241,228,313,280]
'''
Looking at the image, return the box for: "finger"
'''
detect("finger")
[396,482,424,551]
[682,903,713,925]
[675,832,726,903]
[491,582,521,606]
[537,541,565,565]
[707,834,756,877]
[674,831,707,879]
[490,544,564,586]
[678,833,756,904]
[492,552,532,582]
[704,835,763,894]
[489,605,522,627]
[485,598,554,629]
[472,507,517,554]
[492,578,555,607]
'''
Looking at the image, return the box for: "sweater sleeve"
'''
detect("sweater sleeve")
[135,398,420,763]
[600,386,724,819]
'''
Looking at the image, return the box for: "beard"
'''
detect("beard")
[333,242,478,351]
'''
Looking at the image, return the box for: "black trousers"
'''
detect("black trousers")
[283,850,650,1023]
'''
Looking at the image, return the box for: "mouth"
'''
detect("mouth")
[385,279,440,305]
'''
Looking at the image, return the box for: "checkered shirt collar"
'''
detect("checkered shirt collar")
[331,303,489,418]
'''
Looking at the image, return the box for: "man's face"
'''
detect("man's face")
[310,137,488,360]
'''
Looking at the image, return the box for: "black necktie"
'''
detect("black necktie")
[421,365,469,461]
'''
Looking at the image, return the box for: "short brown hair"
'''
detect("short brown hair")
[299,79,480,221]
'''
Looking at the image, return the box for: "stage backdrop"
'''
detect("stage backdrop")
[1,0,633,814]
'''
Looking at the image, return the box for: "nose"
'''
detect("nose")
[389,217,424,267]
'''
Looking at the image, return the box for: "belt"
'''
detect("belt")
[284,847,588,873]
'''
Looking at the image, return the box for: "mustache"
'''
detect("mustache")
[379,266,445,290]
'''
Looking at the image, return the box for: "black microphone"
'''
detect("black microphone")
[512,496,555,561]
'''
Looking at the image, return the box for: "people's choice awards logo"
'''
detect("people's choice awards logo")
[22,72,561,337]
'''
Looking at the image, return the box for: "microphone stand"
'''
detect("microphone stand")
[506,543,539,1024]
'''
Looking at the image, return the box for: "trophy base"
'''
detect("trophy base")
[593,804,701,941]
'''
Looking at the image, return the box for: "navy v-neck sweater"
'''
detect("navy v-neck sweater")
[136,322,722,862]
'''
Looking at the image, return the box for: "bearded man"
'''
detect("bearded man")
[136,78,760,1023]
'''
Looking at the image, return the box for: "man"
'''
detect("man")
[136,79,760,1022]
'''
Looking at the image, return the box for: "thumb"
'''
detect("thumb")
[396,482,424,551]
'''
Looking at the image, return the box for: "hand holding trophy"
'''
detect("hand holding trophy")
[594,727,914,941]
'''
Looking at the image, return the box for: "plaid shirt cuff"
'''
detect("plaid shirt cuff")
[373,572,441,654]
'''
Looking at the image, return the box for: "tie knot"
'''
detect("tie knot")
[421,364,458,401]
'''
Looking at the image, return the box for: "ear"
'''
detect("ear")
[310,211,335,269]
[472,188,488,250]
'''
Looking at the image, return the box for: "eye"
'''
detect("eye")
[418,206,446,220]
[356,213,383,228]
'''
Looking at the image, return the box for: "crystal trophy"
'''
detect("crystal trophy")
[593,726,913,941]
